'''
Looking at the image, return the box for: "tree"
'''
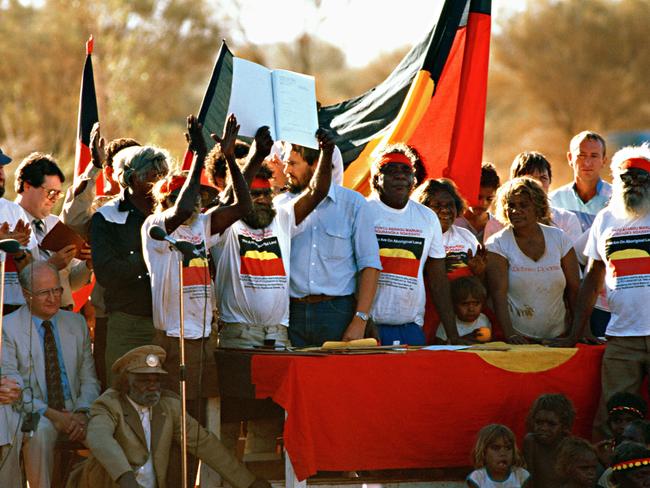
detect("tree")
[486,0,650,184]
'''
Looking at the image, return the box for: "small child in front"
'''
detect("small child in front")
[523,393,575,488]
[437,276,492,342]
[467,424,530,487]
[555,436,600,488]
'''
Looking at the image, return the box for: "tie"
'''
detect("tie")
[32,219,50,259]
[42,320,65,410]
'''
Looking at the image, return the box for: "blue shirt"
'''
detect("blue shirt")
[33,316,72,414]
[549,179,612,232]
[274,184,381,298]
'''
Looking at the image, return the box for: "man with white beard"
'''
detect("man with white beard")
[565,143,650,434]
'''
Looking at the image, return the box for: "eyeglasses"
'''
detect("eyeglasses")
[40,186,64,202]
[28,286,64,299]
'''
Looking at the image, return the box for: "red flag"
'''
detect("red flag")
[72,36,99,312]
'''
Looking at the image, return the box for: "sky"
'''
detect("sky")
[223,0,527,67]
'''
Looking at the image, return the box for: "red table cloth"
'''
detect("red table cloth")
[250,346,604,480]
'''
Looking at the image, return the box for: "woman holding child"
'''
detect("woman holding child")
[485,177,580,344]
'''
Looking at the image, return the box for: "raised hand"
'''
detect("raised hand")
[211,113,240,161]
[316,128,335,157]
[251,126,273,160]
[11,219,32,246]
[0,222,10,240]
[185,114,207,155]
[90,122,106,169]
[467,244,487,276]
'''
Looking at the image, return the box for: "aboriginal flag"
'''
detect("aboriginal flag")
[72,36,99,312]
[74,36,100,191]
[239,235,286,277]
[321,0,491,205]
[377,234,424,278]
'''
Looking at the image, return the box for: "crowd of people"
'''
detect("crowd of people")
[0,112,648,487]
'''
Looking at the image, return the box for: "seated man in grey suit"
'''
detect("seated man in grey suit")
[2,261,100,488]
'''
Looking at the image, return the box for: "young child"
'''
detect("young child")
[555,436,600,488]
[597,392,648,467]
[523,393,576,488]
[598,421,650,487]
[467,424,530,487]
[456,162,500,243]
[437,276,492,342]
[605,442,650,487]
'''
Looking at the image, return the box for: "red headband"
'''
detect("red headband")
[620,158,650,174]
[377,152,414,168]
[160,175,186,196]
[609,405,644,418]
[612,457,650,472]
[251,177,271,190]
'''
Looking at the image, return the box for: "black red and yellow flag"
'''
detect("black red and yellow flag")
[74,36,100,191]
[320,0,491,205]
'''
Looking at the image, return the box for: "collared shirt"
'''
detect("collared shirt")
[274,184,381,298]
[125,395,156,488]
[550,179,612,233]
[33,316,72,414]
[90,192,152,316]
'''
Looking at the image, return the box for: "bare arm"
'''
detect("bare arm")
[219,125,273,206]
[560,248,580,328]
[206,114,253,235]
[341,267,379,341]
[486,251,528,344]
[163,114,208,235]
[426,257,466,345]
[553,258,605,347]
[293,129,334,226]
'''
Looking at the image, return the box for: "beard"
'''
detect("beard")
[242,203,277,229]
[611,180,650,218]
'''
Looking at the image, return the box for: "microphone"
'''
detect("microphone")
[0,239,31,254]
[148,226,200,258]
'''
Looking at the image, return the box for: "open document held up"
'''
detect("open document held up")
[227,57,319,149]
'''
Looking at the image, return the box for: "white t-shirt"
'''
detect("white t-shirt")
[442,224,479,279]
[584,209,650,336]
[437,312,491,340]
[367,197,445,325]
[211,205,296,326]
[467,467,530,487]
[486,224,574,339]
[142,213,216,339]
[0,198,38,305]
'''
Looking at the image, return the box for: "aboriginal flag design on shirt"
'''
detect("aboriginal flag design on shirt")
[605,231,650,288]
[377,234,424,278]
[239,235,285,277]
[181,242,211,300]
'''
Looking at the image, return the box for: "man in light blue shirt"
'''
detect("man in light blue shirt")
[274,143,381,346]
[550,130,612,336]
[550,131,612,233]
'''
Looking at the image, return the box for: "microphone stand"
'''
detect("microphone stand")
[170,245,188,488]
[0,251,6,376]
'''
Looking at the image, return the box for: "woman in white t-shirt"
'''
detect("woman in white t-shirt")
[485,177,580,343]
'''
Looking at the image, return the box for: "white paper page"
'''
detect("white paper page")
[227,58,277,139]
[271,69,319,149]
[421,345,471,351]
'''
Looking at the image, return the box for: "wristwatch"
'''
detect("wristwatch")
[354,311,369,322]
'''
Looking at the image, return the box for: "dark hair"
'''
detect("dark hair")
[526,393,576,431]
[15,152,65,193]
[234,140,251,160]
[413,178,467,215]
[451,276,487,304]
[289,143,320,166]
[409,145,428,187]
[555,436,597,478]
[607,392,648,419]
[205,145,228,188]
[510,151,552,183]
[480,162,501,189]
[612,442,650,481]
[105,138,141,168]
